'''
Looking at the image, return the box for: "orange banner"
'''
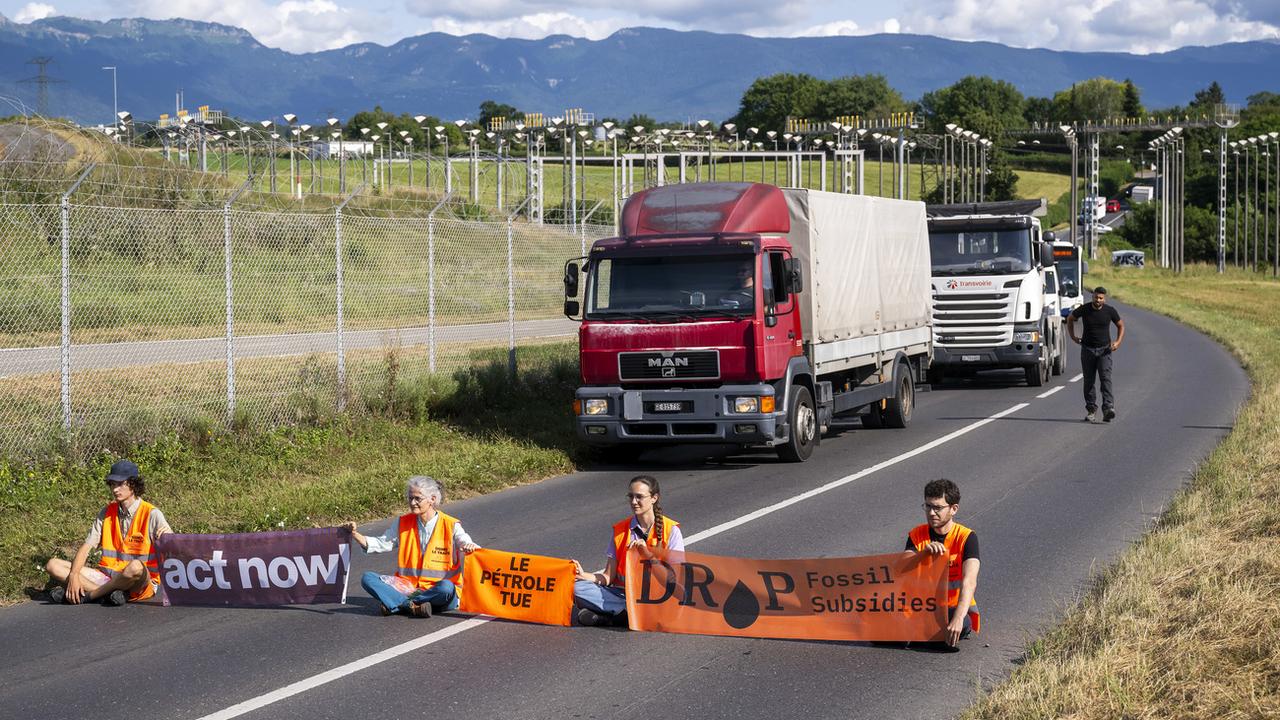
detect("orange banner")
[625,548,947,641]
[460,548,575,626]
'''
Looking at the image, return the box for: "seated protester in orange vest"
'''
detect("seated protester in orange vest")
[906,478,980,649]
[345,476,479,618]
[571,475,682,627]
[44,459,170,606]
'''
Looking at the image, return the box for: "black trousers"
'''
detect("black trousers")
[1081,345,1114,412]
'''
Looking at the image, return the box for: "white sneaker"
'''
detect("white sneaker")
[1085,411,1097,423]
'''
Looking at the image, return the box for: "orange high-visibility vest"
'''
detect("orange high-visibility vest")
[612,515,679,586]
[99,500,160,601]
[395,512,461,591]
[910,522,980,633]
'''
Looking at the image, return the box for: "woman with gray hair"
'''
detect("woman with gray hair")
[344,475,479,617]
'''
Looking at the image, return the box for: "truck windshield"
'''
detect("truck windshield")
[586,254,755,318]
[1057,258,1079,291]
[929,229,1033,275]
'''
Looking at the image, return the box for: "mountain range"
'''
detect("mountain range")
[1,15,1277,126]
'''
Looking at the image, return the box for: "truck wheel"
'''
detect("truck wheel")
[881,367,914,429]
[776,386,817,462]
[1051,328,1066,376]
[1025,344,1049,387]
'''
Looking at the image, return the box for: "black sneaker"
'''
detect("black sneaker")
[1103,408,1116,422]
[576,607,602,626]
[410,601,432,618]
[48,586,66,604]
[103,590,127,606]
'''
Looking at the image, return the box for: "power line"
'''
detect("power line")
[19,56,65,117]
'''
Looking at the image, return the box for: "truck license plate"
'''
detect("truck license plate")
[961,355,981,362]
[652,402,684,412]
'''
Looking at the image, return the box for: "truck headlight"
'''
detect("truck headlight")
[732,396,776,413]
[1013,331,1039,343]
[582,398,609,416]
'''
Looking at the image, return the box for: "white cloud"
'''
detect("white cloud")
[425,11,623,40]
[793,19,863,37]
[898,0,1280,53]
[121,0,388,52]
[14,2,56,22]
[405,0,788,25]
[883,18,901,34]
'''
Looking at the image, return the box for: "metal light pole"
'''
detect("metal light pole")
[101,66,117,129]
[1062,126,1078,247]
[1232,145,1240,267]
[1212,105,1240,272]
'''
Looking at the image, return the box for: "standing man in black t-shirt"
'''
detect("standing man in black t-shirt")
[1068,286,1125,423]
[905,478,980,649]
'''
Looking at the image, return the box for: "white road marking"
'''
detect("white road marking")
[1036,386,1064,399]
[194,618,491,720]
[1070,373,1084,383]
[684,402,1029,544]
[196,400,1032,719]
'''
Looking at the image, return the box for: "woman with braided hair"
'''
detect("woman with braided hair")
[571,475,683,627]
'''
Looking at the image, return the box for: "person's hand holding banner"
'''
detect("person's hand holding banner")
[625,547,948,642]
[460,548,575,626]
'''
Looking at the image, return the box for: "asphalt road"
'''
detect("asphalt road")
[0,302,1247,720]
[0,318,579,376]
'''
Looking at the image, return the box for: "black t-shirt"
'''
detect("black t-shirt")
[905,528,979,562]
[1071,303,1121,347]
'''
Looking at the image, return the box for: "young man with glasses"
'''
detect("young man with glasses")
[345,475,479,617]
[44,459,171,606]
[905,478,980,649]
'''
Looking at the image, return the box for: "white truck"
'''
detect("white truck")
[926,200,1064,386]
[1050,236,1088,320]
[1130,185,1154,204]
[1079,196,1106,224]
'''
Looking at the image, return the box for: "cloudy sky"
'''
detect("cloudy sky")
[4,0,1278,54]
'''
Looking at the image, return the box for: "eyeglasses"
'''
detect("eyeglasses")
[922,503,953,515]
[408,496,429,505]
[625,493,652,501]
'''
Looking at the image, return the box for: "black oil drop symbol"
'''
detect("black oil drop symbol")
[722,580,760,629]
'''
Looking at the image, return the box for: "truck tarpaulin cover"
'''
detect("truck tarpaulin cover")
[782,190,932,347]
[625,546,948,642]
[155,527,351,607]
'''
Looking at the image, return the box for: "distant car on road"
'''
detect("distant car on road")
[1106,199,1121,213]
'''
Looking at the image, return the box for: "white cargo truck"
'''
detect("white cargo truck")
[1130,185,1154,204]
[926,200,1063,386]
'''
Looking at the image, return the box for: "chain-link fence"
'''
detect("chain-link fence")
[0,114,614,459]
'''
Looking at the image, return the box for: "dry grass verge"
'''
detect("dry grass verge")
[965,264,1280,719]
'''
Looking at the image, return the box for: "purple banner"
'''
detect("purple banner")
[155,527,351,607]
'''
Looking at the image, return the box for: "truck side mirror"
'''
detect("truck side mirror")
[1039,241,1054,267]
[564,300,581,318]
[783,258,804,295]
[563,261,581,298]
[1044,230,1057,243]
